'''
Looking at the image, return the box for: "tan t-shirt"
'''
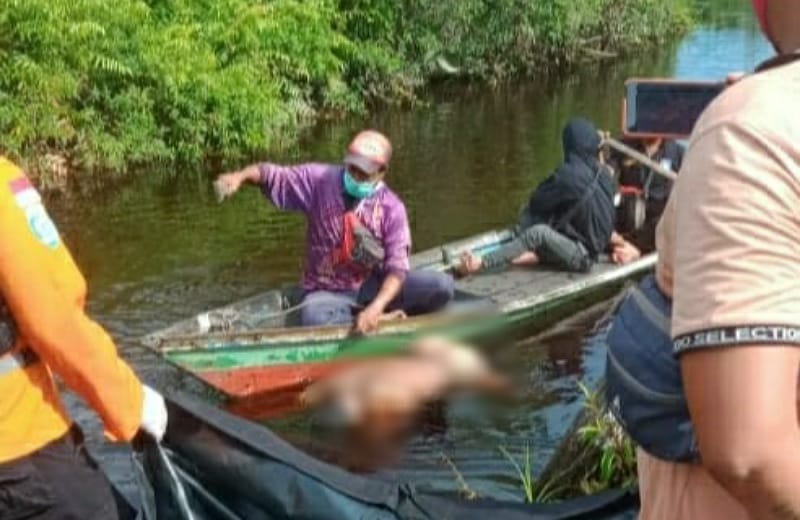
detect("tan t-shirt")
[641,60,800,519]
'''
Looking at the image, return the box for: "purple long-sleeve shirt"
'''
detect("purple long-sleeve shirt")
[259,163,411,292]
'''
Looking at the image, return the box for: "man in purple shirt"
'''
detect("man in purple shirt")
[214,130,454,334]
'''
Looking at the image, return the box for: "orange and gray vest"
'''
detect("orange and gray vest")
[0,157,143,463]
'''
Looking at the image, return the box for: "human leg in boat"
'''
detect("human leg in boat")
[299,290,359,326]
[300,270,452,327]
[459,119,617,276]
[511,250,540,267]
[457,223,592,275]
[356,270,454,317]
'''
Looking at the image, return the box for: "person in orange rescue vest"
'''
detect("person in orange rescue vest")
[0,157,167,519]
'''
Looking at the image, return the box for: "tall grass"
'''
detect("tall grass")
[0,0,693,184]
[499,444,564,503]
[574,382,637,494]
[532,382,638,502]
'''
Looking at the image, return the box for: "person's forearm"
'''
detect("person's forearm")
[714,438,800,520]
[369,273,403,312]
[684,346,800,520]
[235,165,262,184]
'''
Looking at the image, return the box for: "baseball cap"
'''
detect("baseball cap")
[343,130,392,175]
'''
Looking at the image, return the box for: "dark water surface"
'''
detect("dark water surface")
[48,0,770,505]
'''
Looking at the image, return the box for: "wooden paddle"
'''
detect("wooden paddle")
[602,136,678,182]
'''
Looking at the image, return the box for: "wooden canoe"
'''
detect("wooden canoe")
[141,229,655,402]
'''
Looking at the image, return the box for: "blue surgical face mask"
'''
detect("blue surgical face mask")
[343,169,378,199]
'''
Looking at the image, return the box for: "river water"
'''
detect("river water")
[49,0,771,506]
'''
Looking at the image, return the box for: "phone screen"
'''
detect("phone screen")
[624,81,725,138]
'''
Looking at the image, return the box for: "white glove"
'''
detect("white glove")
[140,385,168,442]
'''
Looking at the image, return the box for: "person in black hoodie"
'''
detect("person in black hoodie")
[458,118,622,275]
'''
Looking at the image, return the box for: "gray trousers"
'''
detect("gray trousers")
[482,222,592,273]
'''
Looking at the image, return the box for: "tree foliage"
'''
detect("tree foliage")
[0,0,692,182]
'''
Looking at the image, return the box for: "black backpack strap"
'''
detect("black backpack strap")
[552,166,604,233]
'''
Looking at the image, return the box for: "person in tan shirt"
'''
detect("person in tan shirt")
[605,1,800,518]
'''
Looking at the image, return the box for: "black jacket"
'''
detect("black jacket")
[525,118,615,257]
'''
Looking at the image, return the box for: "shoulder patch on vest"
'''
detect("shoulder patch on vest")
[8,176,61,249]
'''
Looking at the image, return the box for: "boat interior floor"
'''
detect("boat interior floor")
[169,258,622,335]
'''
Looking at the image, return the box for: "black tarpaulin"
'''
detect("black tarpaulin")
[134,393,638,520]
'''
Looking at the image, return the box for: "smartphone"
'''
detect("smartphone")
[622,79,725,139]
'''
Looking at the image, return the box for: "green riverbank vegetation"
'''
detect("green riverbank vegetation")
[0,0,692,184]
[531,383,637,502]
[464,383,636,504]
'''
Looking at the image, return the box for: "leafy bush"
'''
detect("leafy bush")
[0,0,692,183]
[534,382,638,501]
[574,382,637,494]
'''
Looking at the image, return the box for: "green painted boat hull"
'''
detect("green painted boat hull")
[143,228,656,401]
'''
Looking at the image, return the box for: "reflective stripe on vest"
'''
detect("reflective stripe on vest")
[0,349,38,377]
